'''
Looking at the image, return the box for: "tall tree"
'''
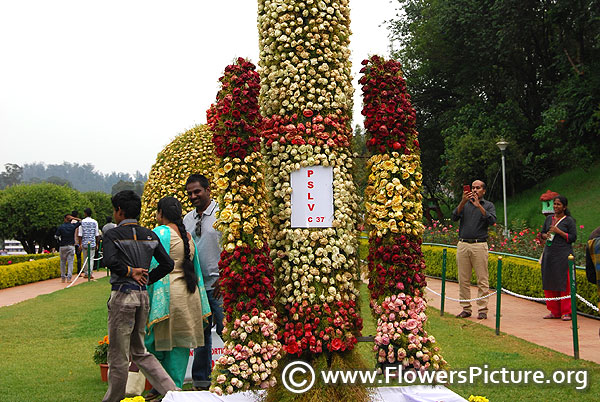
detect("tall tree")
[0,163,23,189]
[84,192,113,228]
[21,162,147,194]
[110,180,144,196]
[388,0,600,202]
[0,183,89,253]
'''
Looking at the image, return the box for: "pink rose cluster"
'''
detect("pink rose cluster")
[371,292,446,371]
[212,310,282,396]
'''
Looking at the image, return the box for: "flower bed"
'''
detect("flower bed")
[423,219,588,263]
[208,58,281,395]
[0,253,58,266]
[0,256,60,289]
[361,55,446,373]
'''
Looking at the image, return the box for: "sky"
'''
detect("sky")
[0,0,399,176]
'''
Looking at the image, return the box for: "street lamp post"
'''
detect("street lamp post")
[496,139,509,238]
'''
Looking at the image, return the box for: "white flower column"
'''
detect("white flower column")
[258,1,365,388]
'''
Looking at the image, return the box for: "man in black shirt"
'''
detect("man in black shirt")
[452,180,496,319]
[71,210,82,273]
[101,191,177,402]
[55,214,81,283]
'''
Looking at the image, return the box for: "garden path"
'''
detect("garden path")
[0,270,109,307]
[425,277,600,364]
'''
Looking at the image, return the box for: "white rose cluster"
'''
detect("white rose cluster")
[259,0,362,357]
[264,144,360,306]
[257,0,354,117]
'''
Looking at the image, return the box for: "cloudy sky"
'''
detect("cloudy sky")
[0,0,399,175]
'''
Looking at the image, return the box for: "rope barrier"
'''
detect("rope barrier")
[362,247,598,315]
[426,285,599,309]
[425,286,497,303]
[365,258,597,307]
[500,287,571,302]
[421,242,586,271]
[576,294,600,312]
[66,257,89,288]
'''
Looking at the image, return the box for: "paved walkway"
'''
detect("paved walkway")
[0,270,109,307]
[424,277,600,364]
[1,272,598,364]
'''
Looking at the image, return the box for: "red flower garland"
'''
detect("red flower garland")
[262,111,351,148]
[209,58,282,394]
[280,299,362,355]
[209,57,263,159]
[359,56,419,154]
[219,244,276,322]
[367,236,427,300]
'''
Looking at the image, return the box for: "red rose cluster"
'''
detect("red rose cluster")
[262,110,351,148]
[209,57,263,159]
[359,56,419,155]
[367,236,427,300]
[218,244,276,323]
[279,300,362,356]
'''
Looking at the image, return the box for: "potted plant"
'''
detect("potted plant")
[93,335,109,381]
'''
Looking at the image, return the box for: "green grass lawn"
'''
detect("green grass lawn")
[0,277,111,401]
[1,277,598,401]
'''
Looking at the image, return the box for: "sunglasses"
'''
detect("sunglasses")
[195,214,203,237]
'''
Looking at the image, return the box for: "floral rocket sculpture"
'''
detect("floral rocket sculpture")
[361,55,446,372]
[208,58,282,395]
[140,125,216,227]
[258,0,363,367]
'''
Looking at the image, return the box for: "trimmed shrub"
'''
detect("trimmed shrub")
[0,256,60,289]
[0,253,58,266]
[423,245,599,316]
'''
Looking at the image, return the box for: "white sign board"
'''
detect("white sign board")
[184,328,224,382]
[290,166,334,228]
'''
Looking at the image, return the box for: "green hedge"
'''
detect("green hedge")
[0,256,61,289]
[0,253,58,266]
[423,245,599,317]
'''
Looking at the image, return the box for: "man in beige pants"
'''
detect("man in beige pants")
[452,180,496,319]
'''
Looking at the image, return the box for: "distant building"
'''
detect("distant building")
[4,240,27,255]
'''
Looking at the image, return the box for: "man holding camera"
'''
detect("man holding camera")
[452,180,496,319]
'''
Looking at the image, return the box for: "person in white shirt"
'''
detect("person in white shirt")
[77,208,99,278]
